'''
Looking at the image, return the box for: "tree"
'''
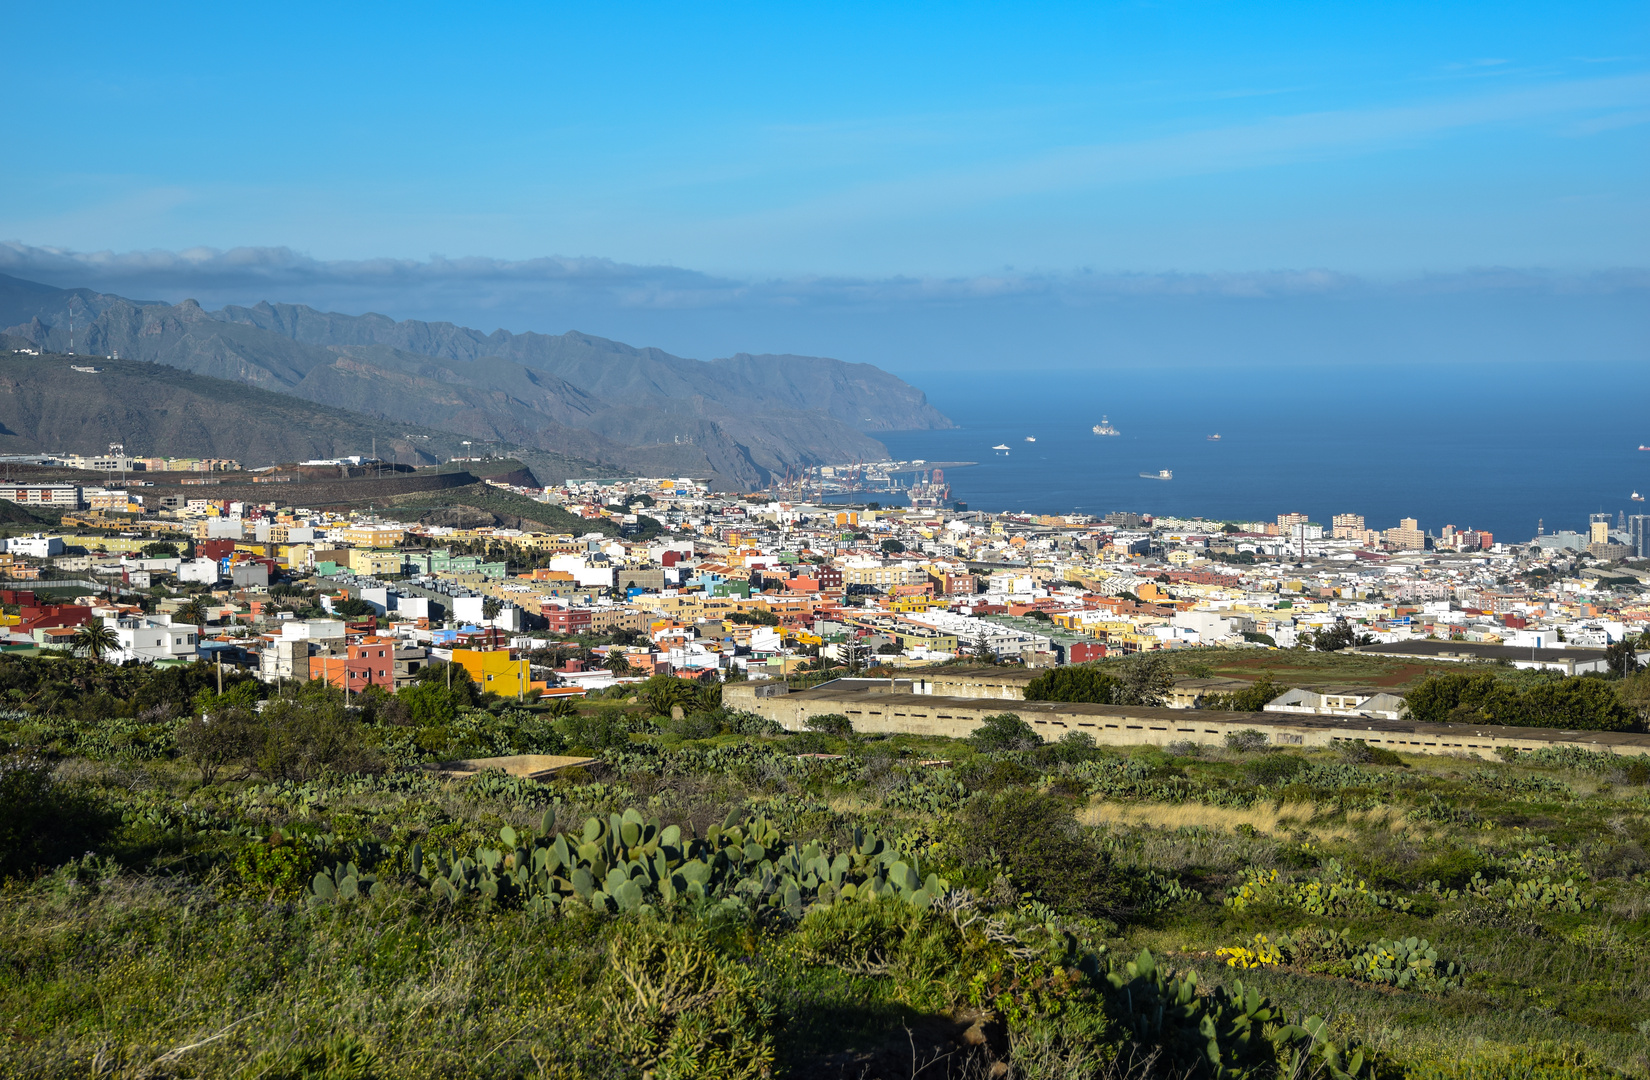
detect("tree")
[1114,653,1174,707]
[839,636,868,675]
[1204,676,1283,712]
[175,598,208,627]
[1605,638,1642,678]
[973,630,997,664]
[603,651,633,676]
[331,598,375,620]
[1617,669,1650,728]
[175,707,261,784]
[256,691,373,780]
[879,538,906,554]
[1310,617,1374,652]
[71,618,119,663]
[1024,666,1120,704]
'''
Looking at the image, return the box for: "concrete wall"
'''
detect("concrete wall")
[724,683,1650,762]
[914,666,1038,700]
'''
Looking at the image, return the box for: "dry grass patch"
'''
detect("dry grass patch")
[1078,799,1405,839]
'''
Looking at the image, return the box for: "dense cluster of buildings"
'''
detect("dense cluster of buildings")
[2,470,1647,703]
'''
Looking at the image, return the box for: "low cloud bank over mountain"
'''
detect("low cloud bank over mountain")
[2,242,1645,378]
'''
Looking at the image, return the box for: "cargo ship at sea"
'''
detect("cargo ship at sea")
[1092,416,1120,436]
[1139,469,1172,480]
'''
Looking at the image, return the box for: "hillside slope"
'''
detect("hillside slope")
[1,272,953,487]
[0,349,593,470]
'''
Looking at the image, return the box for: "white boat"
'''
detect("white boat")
[1207,433,1221,441]
[1138,469,1173,480]
[991,444,1011,452]
[1024,436,1036,442]
[1092,415,1120,436]
[1634,491,1645,502]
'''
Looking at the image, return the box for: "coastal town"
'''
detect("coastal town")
[2,453,1647,728]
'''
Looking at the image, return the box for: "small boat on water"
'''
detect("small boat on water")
[1024,436,1036,442]
[991,444,1011,453]
[1641,445,1650,451]
[1207,433,1221,441]
[1634,491,1646,502]
[1139,469,1173,481]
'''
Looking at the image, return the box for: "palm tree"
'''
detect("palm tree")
[175,598,208,627]
[643,677,697,718]
[603,650,633,677]
[482,596,504,649]
[543,696,578,720]
[72,618,119,663]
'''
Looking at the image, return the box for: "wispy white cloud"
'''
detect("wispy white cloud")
[699,73,1650,238]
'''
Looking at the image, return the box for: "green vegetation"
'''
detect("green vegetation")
[1405,671,1638,731]
[384,482,635,537]
[1024,653,1175,706]
[4,654,1650,1076]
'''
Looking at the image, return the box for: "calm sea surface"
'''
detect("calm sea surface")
[876,364,1650,543]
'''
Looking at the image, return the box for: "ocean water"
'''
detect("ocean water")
[877,364,1650,543]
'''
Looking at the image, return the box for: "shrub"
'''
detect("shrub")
[1225,729,1270,753]
[600,920,777,1078]
[0,754,104,879]
[661,711,723,741]
[257,694,375,780]
[956,789,1124,917]
[803,713,853,738]
[969,713,1041,752]
[722,709,783,736]
[555,710,635,752]
[1048,730,1100,762]
[1245,754,1308,786]
[230,832,317,900]
[1332,738,1404,766]
[1406,671,1635,731]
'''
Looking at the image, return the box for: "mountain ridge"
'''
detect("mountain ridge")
[0,272,951,487]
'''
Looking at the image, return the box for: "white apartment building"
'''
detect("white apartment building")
[111,615,198,664]
[0,485,82,508]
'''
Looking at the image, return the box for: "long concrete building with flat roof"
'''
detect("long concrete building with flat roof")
[725,679,1650,763]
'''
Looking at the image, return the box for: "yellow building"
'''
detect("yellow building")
[339,524,406,548]
[450,648,532,696]
[349,548,406,576]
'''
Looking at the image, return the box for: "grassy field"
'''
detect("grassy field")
[2,667,1648,1078]
[1164,646,1490,692]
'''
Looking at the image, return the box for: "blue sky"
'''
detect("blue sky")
[2,1,1646,369]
